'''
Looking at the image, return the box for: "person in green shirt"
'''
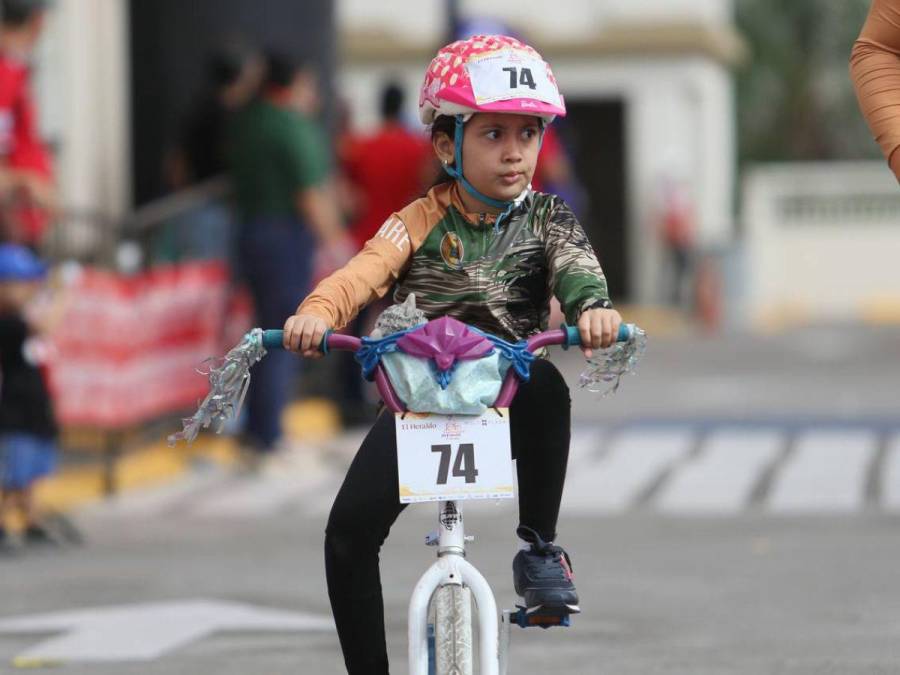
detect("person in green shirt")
[228,51,349,456]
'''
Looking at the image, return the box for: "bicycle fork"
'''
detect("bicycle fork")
[408,500,501,675]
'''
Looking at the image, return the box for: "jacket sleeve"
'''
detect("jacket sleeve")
[297,215,412,329]
[541,198,611,324]
[851,0,900,179]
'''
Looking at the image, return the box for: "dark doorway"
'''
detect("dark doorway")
[128,0,335,206]
[556,99,628,300]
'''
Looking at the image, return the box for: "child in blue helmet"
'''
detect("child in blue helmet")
[0,244,61,552]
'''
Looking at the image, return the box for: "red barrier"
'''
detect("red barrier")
[47,261,252,429]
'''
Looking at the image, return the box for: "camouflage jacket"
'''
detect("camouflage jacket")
[298,182,610,342]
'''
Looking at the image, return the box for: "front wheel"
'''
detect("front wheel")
[432,584,473,675]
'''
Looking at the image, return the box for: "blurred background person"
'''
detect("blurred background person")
[160,39,264,262]
[166,39,263,190]
[529,122,585,215]
[339,81,432,251]
[655,174,696,309]
[851,0,900,181]
[227,49,349,461]
[0,0,55,249]
[0,244,66,552]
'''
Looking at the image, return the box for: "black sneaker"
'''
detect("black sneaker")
[24,523,59,547]
[512,526,580,614]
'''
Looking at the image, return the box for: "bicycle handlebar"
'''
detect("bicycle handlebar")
[263,322,635,413]
[262,323,633,354]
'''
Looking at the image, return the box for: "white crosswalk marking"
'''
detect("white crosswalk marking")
[655,429,783,514]
[76,426,900,521]
[562,428,695,513]
[882,434,900,511]
[767,430,877,513]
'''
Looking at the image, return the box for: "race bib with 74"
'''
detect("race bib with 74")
[395,410,514,504]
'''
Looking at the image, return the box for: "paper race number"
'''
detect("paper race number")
[466,50,562,108]
[395,410,514,504]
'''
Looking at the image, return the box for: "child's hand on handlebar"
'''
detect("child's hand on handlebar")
[577,308,622,358]
[283,313,330,358]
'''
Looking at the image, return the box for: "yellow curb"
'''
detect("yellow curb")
[282,397,342,441]
[860,297,900,325]
[32,398,342,518]
[612,303,693,337]
[26,435,238,526]
[12,657,64,669]
[751,298,900,333]
[750,303,814,334]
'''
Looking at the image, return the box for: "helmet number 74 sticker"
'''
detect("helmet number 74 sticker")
[466,50,562,108]
[395,410,514,503]
[502,66,536,90]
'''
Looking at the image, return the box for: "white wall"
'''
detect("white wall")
[34,0,131,220]
[338,0,734,43]
[742,162,900,324]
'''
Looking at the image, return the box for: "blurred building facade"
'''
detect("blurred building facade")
[36,2,897,328]
[338,0,745,304]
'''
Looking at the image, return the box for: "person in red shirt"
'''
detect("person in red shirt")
[341,82,433,250]
[0,0,55,248]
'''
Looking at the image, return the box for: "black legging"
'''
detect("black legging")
[324,359,571,674]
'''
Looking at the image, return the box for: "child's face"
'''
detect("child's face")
[438,113,542,209]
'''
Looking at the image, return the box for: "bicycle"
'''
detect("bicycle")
[171,315,640,674]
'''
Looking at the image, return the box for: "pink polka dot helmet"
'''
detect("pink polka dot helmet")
[419,34,566,125]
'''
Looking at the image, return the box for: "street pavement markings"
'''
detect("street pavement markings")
[563,427,695,513]
[767,429,878,513]
[79,466,231,519]
[654,428,784,514]
[73,427,900,519]
[882,433,900,510]
[0,600,333,663]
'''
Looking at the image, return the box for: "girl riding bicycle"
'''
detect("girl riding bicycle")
[284,35,622,674]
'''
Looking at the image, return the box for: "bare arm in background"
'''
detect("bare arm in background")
[851,0,900,180]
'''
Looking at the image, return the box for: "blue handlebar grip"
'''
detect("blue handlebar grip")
[262,330,284,350]
[617,323,634,342]
[561,324,581,348]
[319,329,332,354]
[261,328,332,353]
[560,322,634,349]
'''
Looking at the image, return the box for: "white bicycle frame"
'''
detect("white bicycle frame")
[408,499,507,675]
[246,321,639,675]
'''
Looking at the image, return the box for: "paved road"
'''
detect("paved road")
[2,324,900,673]
[561,323,900,425]
[2,505,899,674]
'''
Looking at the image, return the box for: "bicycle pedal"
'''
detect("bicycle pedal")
[509,604,576,629]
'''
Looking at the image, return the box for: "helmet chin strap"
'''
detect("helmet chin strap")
[443,114,514,232]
